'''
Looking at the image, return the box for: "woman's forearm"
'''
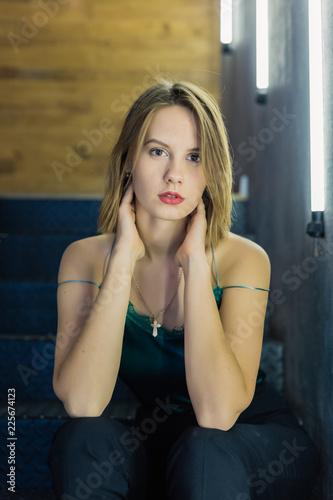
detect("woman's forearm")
[183,255,250,430]
[54,245,135,417]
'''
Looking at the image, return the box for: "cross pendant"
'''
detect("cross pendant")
[151,317,161,337]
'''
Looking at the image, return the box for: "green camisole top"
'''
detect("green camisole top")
[58,246,269,413]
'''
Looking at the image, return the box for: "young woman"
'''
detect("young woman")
[48,80,319,499]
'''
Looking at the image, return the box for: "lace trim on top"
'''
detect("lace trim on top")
[125,286,223,339]
[127,302,184,339]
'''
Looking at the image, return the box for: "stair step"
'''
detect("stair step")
[0,197,101,235]
[0,282,57,335]
[0,337,56,400]
[0,417,64,491]
[0,234,90,281]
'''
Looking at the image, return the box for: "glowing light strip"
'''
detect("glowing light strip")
[256,0,269,90]
[309,0,325,211]
[220,1,232,44]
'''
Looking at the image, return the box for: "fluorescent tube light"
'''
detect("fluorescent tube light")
[308,0,325,213]
[220,1,232,45]
[256,0,269,94]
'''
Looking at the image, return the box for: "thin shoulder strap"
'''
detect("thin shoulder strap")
[210,245,269,292]
[221,285,270,292]
[58,236,117,288]
[211,245,220,288]
[58,279,101,288]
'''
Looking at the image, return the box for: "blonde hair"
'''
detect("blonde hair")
[98,79,233,246]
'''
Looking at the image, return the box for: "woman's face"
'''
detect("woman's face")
[132,105,206,222]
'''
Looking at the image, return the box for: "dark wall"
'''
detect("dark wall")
[221,0,332,498]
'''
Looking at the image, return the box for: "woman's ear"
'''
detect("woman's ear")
[120,172,132,202]
[122,171,131,189]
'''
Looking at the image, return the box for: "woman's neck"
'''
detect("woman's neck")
[135,211,187,262]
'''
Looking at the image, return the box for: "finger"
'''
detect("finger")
[197,198,205,212]
[192,199,205,217]
[122,182,134,203]
[187,208,197,223]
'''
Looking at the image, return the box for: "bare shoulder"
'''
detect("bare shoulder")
[58,233,115,285]
[214,232,271,289]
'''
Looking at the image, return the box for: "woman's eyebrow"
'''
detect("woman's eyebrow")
[144,138,170,148]
[144,138,200,151]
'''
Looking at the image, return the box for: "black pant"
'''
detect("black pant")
[48,385,320,499]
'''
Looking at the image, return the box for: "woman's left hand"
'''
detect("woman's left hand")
[175,198,207,268]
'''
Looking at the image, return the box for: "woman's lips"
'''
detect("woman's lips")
[158,191,185,205]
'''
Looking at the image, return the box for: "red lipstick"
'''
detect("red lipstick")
[158,191,185,205]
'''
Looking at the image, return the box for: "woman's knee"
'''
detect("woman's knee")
[49,416,149,464]
[48,417,148,499]
[167,425,244,467]
[166,426,250,499]
[167,426,207,462]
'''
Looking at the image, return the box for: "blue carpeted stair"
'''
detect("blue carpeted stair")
[0,196,283,498]
[0,199,97,498]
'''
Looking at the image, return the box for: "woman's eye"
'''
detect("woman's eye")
[150,148,167,157]
[187,153,200,163]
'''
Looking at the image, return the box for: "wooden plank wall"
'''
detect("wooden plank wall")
[0,0,221,195]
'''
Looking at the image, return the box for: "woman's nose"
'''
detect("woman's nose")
[163,158,184,184]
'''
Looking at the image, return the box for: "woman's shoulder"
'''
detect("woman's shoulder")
[58,233,116,285]
[214,232,271,289]
[218,232,270,260]
[61,233,115,259]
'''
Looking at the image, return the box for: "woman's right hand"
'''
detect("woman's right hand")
[115,183,145,262]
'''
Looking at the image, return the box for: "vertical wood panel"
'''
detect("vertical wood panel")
[0,0,221,194]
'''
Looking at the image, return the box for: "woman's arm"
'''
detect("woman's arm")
[53,185,144,418]
[177,201,270,431]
